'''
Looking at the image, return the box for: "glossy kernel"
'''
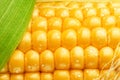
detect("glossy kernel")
[48,30,61,52]
[91,27,107,49]
[77,27,91,48]
[9,50,24,73]
[54,47,70,70]
[62,29,77,50]
[63,18,81,31]
[70,46,84,69]
[18,32,31,53]
[25,50,40,72]
[54,70,70,80]
[99,47,113,69]
[40,50,54,72]
[31,17,47,32]
[32,31,47,53]
[70,70,83,80]
[108,27,120,49]
[85,46,99,69]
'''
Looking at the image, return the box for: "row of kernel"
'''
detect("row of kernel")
[31,15,120,32]
[2,46,119,73]
[19,27,120,53]
[37,2,120,9]
[0,69,119,80]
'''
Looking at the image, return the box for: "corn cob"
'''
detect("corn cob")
[0,2,120,80]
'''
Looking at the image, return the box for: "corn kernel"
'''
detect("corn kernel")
[84,16,101,29]
[63,18,81,31]
[77,27,91,48]
[91,27,107,49]
[102,16,116,30]
[111,8,120,16]
[25,72,40,80]
[108,27,120,49]
[32,31,47,52]
[70,70,83,80]
[62,29,77,50]
[70,46,84,69]
[31,17,47,32]
[9,50,24,73]
[54,70,70,80]
[54,47,70,69]
[0,74,9,80]
[67,2,80,8]
[99,47,113,69]
[85,46,99,69]
[18,32,31,53]
[39,8,55,18]
[41,73,53,80]
[25,50,40,72]
[48,30,61,52]
[48,17,62,31]
[70,9,83,21]
[97,8,110,17]
[84,69,99,80]
[40,50,54,72]
[83,8,97,18]
[11,74,23,80]
[0,64,8,73]
[55,8,69,18]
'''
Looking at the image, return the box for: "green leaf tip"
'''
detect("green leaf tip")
[0,0,36,70]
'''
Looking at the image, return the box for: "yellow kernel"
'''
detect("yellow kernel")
[84,16,101,29]
[91,27,107,49]
[111,8,120,16]
[41,73,53,80]
[54,47,70,69]
[39,8,55,18]
[67,2,80,8]
[11,74,24,80]
[48,17,62,31]
[54,70,70,80]
[99,47,113,69]
[0,64,8,73]
[85,46,99,69]
[70,8,83,21]
[62,29,77,50]
[32,6,39,19]
[32,31,47,53]
[70,70,83,80]
[25,50,40,72]
[82,2,94,8]
[48,30,61,52]
[63,18,81,31]
[77,27,91,48]
[70,46,84,69]
[0,74,9,80]
[108,27,120,49]
[117,16,120,27]
[83,8,97,18]
[25,72,40,80]
[97,8,110,17]
[31,17,47,32]
[55,8,69,18]
[84,69,99,80]
[9,50,24,73]
[18,32,31,53]
[95,2,108,8]
[102,16,116,30]
[40,50,54,72]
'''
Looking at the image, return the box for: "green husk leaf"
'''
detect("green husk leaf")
[0,0,35,70]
